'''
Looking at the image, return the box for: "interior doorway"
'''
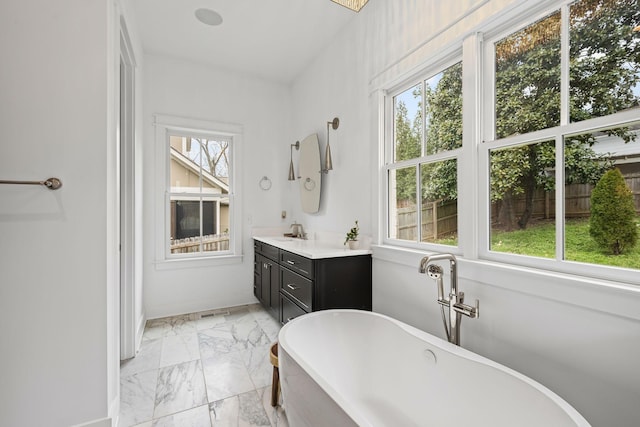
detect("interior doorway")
[119,18,137,360]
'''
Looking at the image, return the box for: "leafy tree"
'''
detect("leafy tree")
[391,0,639,247]
[491,0,639,230]
[569,0,640,123]
[589,168,638,254]
[394,100,420,201]
[421,62,462,202]
[490,140,614,230]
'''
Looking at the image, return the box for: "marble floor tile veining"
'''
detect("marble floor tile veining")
[209,390,271,427]
[120,369,158,427]
[119,304,287,427]
[202,351,256,403]
[153,360,207,418]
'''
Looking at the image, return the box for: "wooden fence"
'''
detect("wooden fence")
[396,172,640,240]
[170,233,230,254]
[491,172,640,222]
[397,199,458,241]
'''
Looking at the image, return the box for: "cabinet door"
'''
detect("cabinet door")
[268,260,280,316]
[261,259,276,308]
[254,254,263,300]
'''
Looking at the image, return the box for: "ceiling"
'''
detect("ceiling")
[130,0,359,84]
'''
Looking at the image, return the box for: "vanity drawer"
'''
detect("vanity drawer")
[255,241,279,261]
[280,250,313,279]
[281,293,308,324]
[280,268,312,312]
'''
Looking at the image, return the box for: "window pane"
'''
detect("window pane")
[389,167,417,241]
[170,198,202,253]
[420,159,458,245]
[564,122,640,269]
[170,136,201,193]
[495,12,561,139]
[425,62,463,155]
[169,134,231,256]
[570,0,640,122]
[490,140,556,258]
[394,84,422,161]
[197,138,230,180]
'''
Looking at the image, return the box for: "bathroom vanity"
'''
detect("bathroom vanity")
[253,237,372,324]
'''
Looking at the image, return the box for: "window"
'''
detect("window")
[154,115,242,262]
[386,60,462,247]
[484,0,640,274]
[381,0,639,282]
[169,135,231,255]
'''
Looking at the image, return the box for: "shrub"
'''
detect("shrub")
[589,168,638,255]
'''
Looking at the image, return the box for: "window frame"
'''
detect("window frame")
[153,114,243,268]
[382,54,464,253]
[379,0,640,286]
[166,131,231,256]
[478,2,640,284]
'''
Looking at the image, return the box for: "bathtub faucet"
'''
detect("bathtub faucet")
[419,253,479,346]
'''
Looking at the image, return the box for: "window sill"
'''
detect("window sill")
[154,254,243,271]
[372,244,640,321]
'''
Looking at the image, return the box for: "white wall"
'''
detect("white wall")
[289,1,640,426]
[0,0,116,426]
[142,54,293,319]
[289,12,373,238]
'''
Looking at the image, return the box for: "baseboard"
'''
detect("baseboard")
[109,393,119,427]
[70,417,112,427]
[136,312,146,351]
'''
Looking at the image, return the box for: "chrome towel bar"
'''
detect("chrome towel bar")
[0,177,62,190]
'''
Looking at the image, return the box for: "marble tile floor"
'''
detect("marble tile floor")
[119,304,289,427]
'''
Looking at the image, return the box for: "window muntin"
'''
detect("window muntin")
[168,135,231,256]
[386,60,462,247]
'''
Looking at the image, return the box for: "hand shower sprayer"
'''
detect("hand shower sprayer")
[419,253,479,346]
[425,264,450,342]
[426,264,445,301]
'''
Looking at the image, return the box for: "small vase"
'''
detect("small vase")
[347,240,359,250]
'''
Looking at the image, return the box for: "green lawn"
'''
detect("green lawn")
[491,218,640,269]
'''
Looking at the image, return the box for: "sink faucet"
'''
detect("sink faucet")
[296,223,307,240]
[419,253,479,346]
[290,222,307,239]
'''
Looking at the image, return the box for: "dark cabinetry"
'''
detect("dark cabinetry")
[254,241,280,319]
[254,239,372,325]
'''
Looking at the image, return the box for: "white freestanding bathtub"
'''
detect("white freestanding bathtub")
[278,309,590,427]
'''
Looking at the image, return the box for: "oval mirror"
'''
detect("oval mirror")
[298,133,321,213]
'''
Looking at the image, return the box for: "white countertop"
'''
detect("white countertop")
[253,235,371,259]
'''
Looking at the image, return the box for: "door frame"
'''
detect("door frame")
[119,17,137,360]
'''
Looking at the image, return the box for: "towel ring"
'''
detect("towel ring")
[259,176,272,191]
[303,177,316,191]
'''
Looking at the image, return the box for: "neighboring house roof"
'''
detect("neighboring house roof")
[170,146,229,193]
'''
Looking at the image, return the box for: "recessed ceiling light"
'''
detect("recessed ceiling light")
[195,8,223,26]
